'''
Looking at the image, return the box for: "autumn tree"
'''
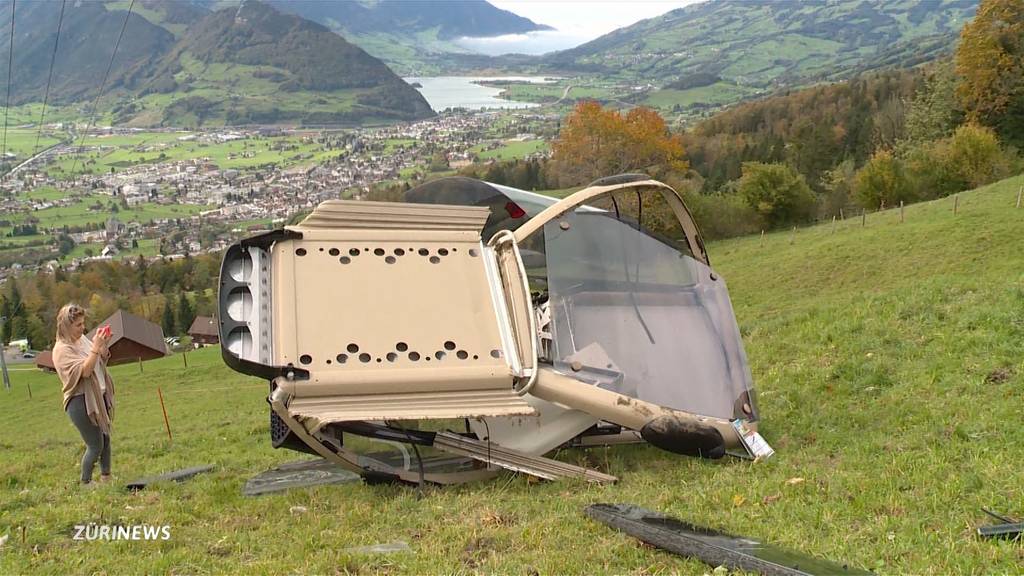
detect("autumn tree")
[903,61,961,147]
[550,101,688,187]
[956,0,1024,147]
[853,150,915,209]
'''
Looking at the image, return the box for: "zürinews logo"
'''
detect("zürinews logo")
[73,524,171,541]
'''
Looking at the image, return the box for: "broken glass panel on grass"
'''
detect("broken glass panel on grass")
[242,458,359,497]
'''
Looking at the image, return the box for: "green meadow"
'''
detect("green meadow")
[492,83,616,104]
[3,195,211,231]
[644,82,762,111]
[44,132,343,180]
[470,140,548,161]
[60,238,161,262]
[0,128,63,161]
[0,175,1022,573]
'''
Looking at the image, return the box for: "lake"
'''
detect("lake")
[404,76,555,112]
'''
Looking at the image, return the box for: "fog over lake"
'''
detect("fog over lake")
[454,30,594,56]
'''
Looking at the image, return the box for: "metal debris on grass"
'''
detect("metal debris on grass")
[342,541,412,555]
[586,503,874,576]
[124,465,215,491]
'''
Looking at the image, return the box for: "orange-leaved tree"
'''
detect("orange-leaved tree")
[549,101,688,187]
[956,0,1024,147]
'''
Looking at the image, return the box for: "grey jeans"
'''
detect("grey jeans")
[66,394,111,483]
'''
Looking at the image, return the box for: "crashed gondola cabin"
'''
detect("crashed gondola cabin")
[217,175,761,484]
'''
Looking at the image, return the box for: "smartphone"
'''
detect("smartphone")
[99,325,112,339]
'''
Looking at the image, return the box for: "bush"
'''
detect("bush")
[937,124,1016,190]
[853,150,915,209]
[903,144,962,199]
[682,190,764,240]
[905,124,1018,198]
[737,162,817,228]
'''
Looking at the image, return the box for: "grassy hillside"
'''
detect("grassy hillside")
[0,0,175,105]
[264,0,551,76]
[546,0,977,111]
[1,174,1022,573]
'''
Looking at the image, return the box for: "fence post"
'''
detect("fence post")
[182,349,188,368]
[900,201,904,223]
[790,227,796,245]
[954,194,959,215]
[840,207,845,221]
[0,318,9,391]
[831,215,836,234]
[1016,185,1022,209]
[157,386,172,443]
[861,209,866,227]
[760,230,764,246]
[138,356,143,374]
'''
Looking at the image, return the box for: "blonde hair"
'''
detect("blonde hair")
[55,303,87,344]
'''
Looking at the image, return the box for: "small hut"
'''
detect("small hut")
[88,310,168,366]
[187,316,219,347]
[36,350,56,373]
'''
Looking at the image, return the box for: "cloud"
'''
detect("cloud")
[488,1,702,39]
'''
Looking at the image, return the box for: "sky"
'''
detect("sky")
[455,0,704,56]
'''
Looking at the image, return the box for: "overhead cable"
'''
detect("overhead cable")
[1,0,16,170]
[31,0,67,159]
[69,0,135,180]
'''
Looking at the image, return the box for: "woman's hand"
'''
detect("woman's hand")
[83,333,109,375]
[91,331,111,353]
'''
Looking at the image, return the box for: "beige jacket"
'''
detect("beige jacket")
[53,336,115,435]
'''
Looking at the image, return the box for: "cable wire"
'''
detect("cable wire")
[2,0,16,171]
[69,0,134,180]
[31,0,66,159]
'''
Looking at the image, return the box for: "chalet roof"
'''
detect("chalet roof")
[188,316,218,338]
[88,309,168,357]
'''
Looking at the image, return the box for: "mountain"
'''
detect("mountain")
[1,0,434,126]
[262,0,553,75]
[267,0,551,40]
[134,1,434,126]
[0,0,175,105]
[544,0,977,111]
[123,0,210,37]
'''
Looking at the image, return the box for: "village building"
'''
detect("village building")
[35,350,55,373]
[187,316,219,347]
[88,309,169,365]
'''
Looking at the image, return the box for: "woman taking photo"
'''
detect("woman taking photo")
[52,304,115,484]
